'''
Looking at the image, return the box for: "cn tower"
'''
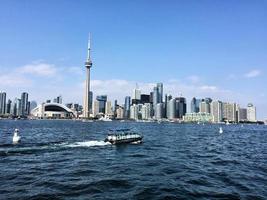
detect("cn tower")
[83,34,92,118]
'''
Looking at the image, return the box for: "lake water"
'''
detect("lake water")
[0,120,266,199]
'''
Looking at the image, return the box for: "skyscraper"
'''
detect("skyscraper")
[211,101,223,123]
[132,86,141,105]
[175,97,187,119]
[247,103,256,122]
[124,96,131,119]
[153,86,158,115]
[96,95,107,114]
[21,92,29,117]
[0,92,7,115]
[157,83,163,103]
[191,97,201,113]
[83,34,93,118]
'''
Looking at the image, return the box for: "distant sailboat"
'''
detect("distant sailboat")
[13,129,21,144]
[219,127,223,134]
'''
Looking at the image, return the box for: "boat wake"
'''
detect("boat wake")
[0,140,111,156]
[64,140,111,148]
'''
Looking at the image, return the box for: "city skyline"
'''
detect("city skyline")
[0,1,266,119]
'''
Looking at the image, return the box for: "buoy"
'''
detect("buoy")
[13,129,21,144]
[219,127,223,134]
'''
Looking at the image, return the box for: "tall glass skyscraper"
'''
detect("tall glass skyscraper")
[157,83,163,103]
[0,92,7,115]
[191,97,201,113]
[124,96,131,119]
[21,92,29,117]
[96,95,107,114]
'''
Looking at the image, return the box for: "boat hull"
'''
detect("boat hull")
[105,137,143,145]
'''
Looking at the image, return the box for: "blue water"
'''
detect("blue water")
[0,120,266,200]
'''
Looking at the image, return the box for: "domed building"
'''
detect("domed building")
[31,103,74,119]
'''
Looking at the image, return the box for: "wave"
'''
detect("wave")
[63,140,111,148]
[0,140,111,156]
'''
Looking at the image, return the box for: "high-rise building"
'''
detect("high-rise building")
[0,92,7,115]
[132,87,141,105]
[21,92,29,117]
[116,107,124,119]
[222,102,238,122]
[6,99,12,114]
[54,95,62,104]
[191,97,201,113]
[141,103,152,120]
[149,92,153,104]
[211,101,223,123]
[238,108,247,121]
[200,101,210,113]
[96,95,107,114]
[155,103,163,119]
[167,99,176,119]
[105,101,113,116]
[93,100,100,117]
[153,86,158,111]
[175,97,187,119]
[11,98,18,116]
[130,104,139,120]
[157,83,163,103]
[140,94,150,104]
[16,99,22,117]
[83,34,93,118]
[247,103,256,122]
[124,96,131,119]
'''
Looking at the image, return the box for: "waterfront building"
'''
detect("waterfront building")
[16,99,22,117]
[238,108,247,121]
[6,99,12,114]
[53,95,62,104]
[124,96,131,119]
[157,83,163,103]
[155,103,163,119]
[21,92,29,117]
[200,101,210,114]
[211,100,223,123]
[96,95,107,114]
[153,86,158,114]
[130,104,139,120]
[167,98,176,119]
[83,34,93,118]
[116,107,124,119]
[93,100,100,117]
[191,97,201,113]
[247,103,256,122]
[183,112,213,123]
[31,103,74,119]
[175,97,187,119]
[0,92,6,115]
[149,92,153,104]
[141,103,152,120]
[11,98,18,116]
[222,102,238,122]
[132,86,141,105]
[140,94,150,104]
[105,101,113,117]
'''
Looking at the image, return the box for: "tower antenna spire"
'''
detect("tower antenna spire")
[87,33,91,61]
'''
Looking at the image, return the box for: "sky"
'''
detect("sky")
[0,0,266,119]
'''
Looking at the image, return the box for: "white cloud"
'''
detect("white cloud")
[186,75,201,84]
[0,74,32,87]
[17,61,57,76]
[199,85,217,91]
[244,69,261,78]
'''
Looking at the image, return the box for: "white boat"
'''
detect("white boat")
[219,127,223,134]
[99,116,112,122]
[104,129,143,144]
[13,129,21,144]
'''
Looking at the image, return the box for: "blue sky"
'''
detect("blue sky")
[0,0,266,119]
